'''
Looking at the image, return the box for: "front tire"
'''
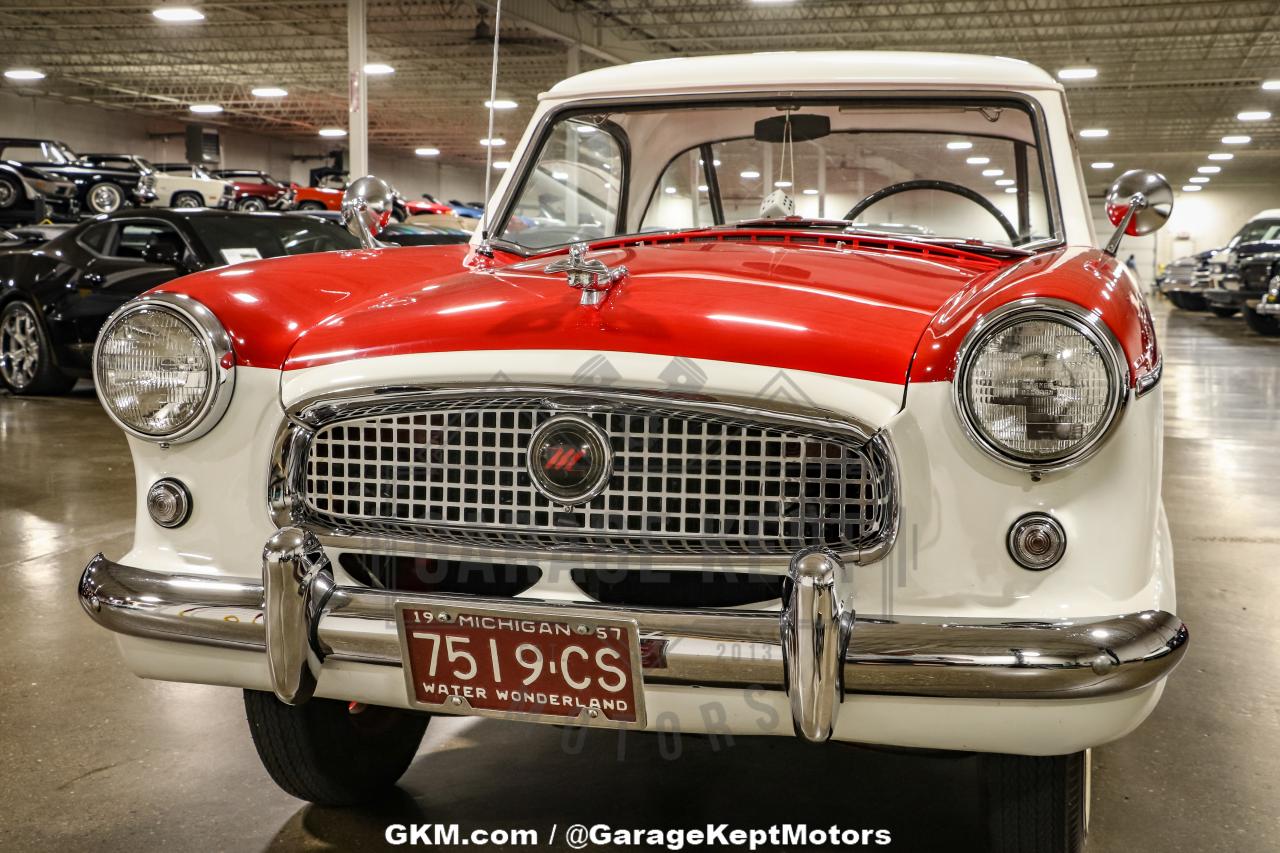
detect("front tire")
[86,181,125,214]
[1210,306,1238,318]
[980,751,1086,853]
[0,174,20,209]
[238,197,267,212]
[243,690,429,806]
[1244,306,1280,336]
[0,300,75,395]
[171,191,203,208]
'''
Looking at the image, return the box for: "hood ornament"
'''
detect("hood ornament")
[544,243,628,306]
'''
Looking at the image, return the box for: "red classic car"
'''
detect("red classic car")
[290,183,344,212]
[402,192,453,216]
[81,53,1186,853]
[211,169,293,211]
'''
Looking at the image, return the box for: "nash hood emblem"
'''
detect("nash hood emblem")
[526,414,614,507]
[544,243,628,307]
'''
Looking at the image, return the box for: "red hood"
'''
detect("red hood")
[162,234,1006,386]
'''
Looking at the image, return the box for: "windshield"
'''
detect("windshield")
[497,99,1056,251]
[1232,219,1280,245]
[190,215,361,264]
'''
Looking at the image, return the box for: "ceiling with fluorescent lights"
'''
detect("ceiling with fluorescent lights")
[1,0,1277,195]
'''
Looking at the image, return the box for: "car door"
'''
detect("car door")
[62,218,196,354]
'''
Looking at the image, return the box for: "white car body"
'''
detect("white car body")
[147,164,234,208]
[82,52,1184,767]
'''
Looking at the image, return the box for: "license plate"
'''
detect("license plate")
[395,602,646,729]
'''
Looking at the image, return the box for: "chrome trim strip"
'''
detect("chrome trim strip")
[92,292,236,445]
[1135,355,1163,398]
[952,297,1130,475]
[79,550,1188,703]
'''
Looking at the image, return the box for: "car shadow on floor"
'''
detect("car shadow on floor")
[260,719,984,852]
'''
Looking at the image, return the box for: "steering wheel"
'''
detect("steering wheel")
[844,179,1020,244]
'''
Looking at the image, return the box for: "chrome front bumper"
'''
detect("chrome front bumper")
[79,529,1188,743]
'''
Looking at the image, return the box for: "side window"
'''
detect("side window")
[113,221,186,263]
[78,222,115,254]
[499,119,623,250]
[639,149,715,232]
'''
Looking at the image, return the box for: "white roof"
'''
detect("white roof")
[1250,209,1280,221]
[544,51,1060,101]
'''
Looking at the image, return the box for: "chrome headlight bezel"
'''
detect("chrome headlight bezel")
[92,292,235,444]
[953,298,1129,473]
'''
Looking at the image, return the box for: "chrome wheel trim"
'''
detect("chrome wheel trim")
[89,182,123,213]
[240,197,266,211]
[173,193,201,208]
[0,178,16,208]
[0,304,41,389]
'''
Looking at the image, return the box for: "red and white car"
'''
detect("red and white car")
[80,52,1186,851]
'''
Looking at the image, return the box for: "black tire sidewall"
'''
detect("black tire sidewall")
[0,175,19,210]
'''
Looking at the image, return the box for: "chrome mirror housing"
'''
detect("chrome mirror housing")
[340,175,395,248]
[1103,169,1173,256]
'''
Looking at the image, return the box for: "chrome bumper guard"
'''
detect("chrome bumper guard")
[78,529,1188,743]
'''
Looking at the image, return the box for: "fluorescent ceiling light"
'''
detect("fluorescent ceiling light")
[1207,152,1234,161]
[484,99,517,110]
[479,137,505,147]
[1079,128,1109,138]
[663,186,677,194]
[1188,177,1210,184]
[1091,161,1115,169]
[1004,187,1018,194]
[982,168,1004,177]
[1263,80,1280,90]
[318,127,346,137]
[1237,110,1271,121]
[740,170,761,179]
[995,178,1015,186]
[189,103,222,113]
[152,7,205,22]
[1197,165,1221,174]
[774,180,792,188]
[1222,135,1251,144]
[966,156,990,165]
[802,188,819,195]
[1181,185,1202,192]
[251,87,287,97]
[946,141,972,150]
[1057,67,1097,80]
[493,161,510,170]
[363,63,394,75]
[697,184,708,192]
[574,125,598,134]
[414,147,439,157]
[4,69,46,80]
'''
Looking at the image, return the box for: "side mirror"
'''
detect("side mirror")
[341,175,395,248]
[1103,170,1173,256]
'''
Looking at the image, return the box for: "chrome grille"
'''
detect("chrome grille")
[299,396,893,556]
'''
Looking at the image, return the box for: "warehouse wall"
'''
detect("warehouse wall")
[0,90,485,201]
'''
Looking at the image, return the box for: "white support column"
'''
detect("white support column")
[347,0,369,178]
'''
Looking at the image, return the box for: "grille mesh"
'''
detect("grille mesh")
[301,396,892,555]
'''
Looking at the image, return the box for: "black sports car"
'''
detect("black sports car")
[0,138,155,217]
[0,223,73,249]
[0,208,361,394]
[0,160,79,223]
[285,210,472,246]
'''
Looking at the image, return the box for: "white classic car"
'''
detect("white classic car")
[149,161,236,208]
[80,52,1186,852]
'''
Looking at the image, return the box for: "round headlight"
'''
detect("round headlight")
[954,299,1127,470]
[93,294,234,443]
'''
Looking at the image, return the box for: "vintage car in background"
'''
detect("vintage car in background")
[1201,209,1280,331]
[287,209,470,247]
[402,192,453,216]
[1158,248,1215,310]
[0,138,155,215]
[210,168,294,211]
[291,182,345,212]
[80,155,236,210]
[446,198,484,218]
[0,209,358,394]
[0,160,79,223]
[78,53,1187,853]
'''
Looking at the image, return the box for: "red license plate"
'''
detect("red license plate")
[395,602,646,729]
